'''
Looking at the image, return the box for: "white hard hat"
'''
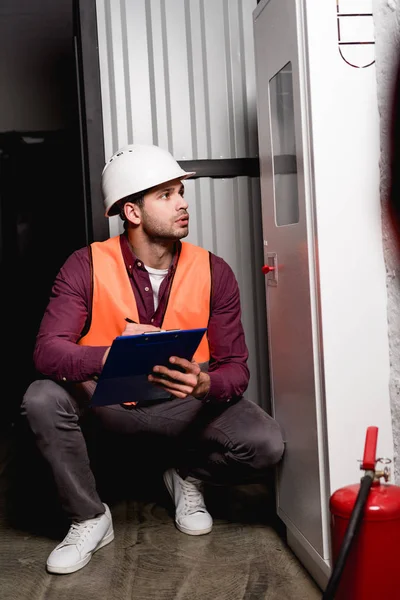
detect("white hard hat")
[102,144,196,216]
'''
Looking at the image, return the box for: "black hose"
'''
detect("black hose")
[322,472,374,600]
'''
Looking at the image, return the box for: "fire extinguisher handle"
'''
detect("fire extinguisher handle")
[361,426,378,471]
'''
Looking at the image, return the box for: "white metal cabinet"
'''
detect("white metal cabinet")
[253,0,394,589]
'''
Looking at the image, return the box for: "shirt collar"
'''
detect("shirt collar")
[119,233,181,276]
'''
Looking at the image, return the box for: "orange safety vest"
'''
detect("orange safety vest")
[78,236,211,362]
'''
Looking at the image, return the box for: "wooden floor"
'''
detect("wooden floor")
[0,426,322,600]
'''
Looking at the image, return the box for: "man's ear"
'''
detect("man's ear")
[124,202,142,225]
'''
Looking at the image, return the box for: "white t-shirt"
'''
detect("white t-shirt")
[144,265,169,311]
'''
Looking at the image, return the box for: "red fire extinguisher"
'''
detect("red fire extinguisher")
[323,426,400,599]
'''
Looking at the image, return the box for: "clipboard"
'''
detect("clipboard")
[90,327,207,407]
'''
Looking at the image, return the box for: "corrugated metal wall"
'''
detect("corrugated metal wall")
[95,0,259,159]
[95,0,269,408]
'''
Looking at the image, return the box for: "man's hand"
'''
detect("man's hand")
[121,323,161,336]
[102,322,161,367]
[148,356,211,399]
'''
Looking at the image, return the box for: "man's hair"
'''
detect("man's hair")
[115,188,153,228]
[116,190,145,216]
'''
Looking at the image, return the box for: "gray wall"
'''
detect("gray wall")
[95,0,259,160]
[374,0,400,481]
[0,0,270,412]
[0,0,74,131]
[95,0,270,410]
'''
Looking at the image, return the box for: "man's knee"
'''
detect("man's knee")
[237,417,285,472]
[21,379,73,430]
[256,420,285,468]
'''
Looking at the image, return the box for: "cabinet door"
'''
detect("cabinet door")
[253,0,329,565]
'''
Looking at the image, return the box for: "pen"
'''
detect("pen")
[125,317,180,332]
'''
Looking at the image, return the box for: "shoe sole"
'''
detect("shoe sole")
[46,528,115,575]
[175,521,213,536]
[163,471,213,536]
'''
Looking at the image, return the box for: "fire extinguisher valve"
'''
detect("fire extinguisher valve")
[374,458,391,483]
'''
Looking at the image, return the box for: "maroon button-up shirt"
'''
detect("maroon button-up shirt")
[33,235,249,402]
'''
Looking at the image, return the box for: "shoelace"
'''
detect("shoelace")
[62,517,100,547]
[181,478,207,515]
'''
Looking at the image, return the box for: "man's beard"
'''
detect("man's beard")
[141,211,189,241]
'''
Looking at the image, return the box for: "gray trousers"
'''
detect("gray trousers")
[21,379,284,522]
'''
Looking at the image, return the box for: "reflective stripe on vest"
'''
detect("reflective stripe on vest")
[78,236,211,362]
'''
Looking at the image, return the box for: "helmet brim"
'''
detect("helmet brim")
[105,170,196,217]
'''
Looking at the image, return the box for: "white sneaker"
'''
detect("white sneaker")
[46,503,114,574]
[163,469,213,536]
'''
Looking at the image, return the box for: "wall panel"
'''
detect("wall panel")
[95,0,269,408]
